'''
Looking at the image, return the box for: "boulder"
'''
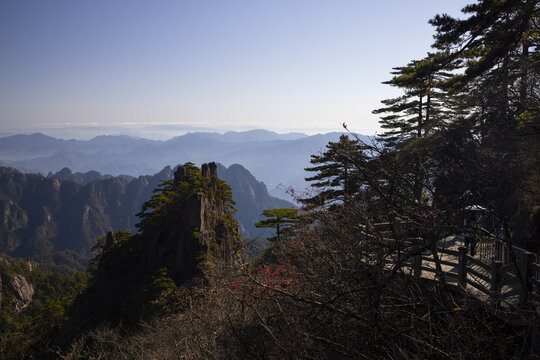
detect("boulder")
[10,274,34,311]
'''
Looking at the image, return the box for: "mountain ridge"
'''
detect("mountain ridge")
[0,164,293,268]
[0,130,369,200]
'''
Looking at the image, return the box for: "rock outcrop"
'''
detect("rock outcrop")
[64,163,242,332]
[10,274,34,311]
[0,198,29,252]
[144,162,240,282]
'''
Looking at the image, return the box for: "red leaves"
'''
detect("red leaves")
[229,260,301,301]
[251,262,300,298]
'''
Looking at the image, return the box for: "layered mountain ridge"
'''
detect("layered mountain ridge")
[0,164,292,268]
[0,130,369,199]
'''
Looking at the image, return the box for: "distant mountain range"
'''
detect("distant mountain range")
[0,130,370,200]
[0,164,292,268]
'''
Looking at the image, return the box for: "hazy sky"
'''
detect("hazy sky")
[0,0,471,138]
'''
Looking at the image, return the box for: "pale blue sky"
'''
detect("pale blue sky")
[0,0,471,138]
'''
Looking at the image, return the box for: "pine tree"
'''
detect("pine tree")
[429,0,539,138]
[423,0,539,245]
[372,55,454,202]
[254,208,299,242]
[301,135,366,209]
[374,1,539,214]
[430,0,538,95]
[373,55,452,146]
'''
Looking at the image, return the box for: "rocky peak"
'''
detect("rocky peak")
[145,162,240,283]
[64,163,242,331]
[105,230,116,249]
[155,165,173,180]
[201,162,217,179]
[172,162,217,184]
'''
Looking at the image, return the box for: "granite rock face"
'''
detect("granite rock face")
[10,274,34,311]
[0,198,29,252]
[0,166,175,259]
[144,162,241,283]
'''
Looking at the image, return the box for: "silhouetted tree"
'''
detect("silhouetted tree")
[301,135,366,209]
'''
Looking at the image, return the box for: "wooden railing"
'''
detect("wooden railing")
[373,226,540,310]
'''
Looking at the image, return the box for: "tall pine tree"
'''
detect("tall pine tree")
[301,135,366,209]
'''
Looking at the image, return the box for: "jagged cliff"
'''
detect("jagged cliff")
[0,167,133,261]
[65,163,241,331]
[143,163,240,282]
[0,258,36,313]
[0,164,292,269]
[9,274,34,311]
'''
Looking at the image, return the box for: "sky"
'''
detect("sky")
[0,0,471,139]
